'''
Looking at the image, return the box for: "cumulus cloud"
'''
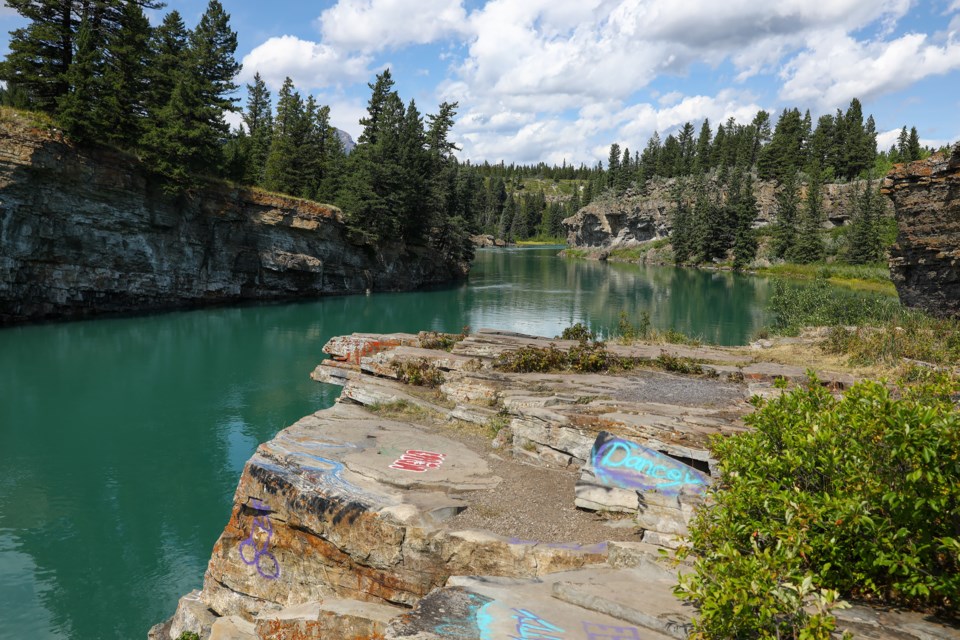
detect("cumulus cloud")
[240,35,372,90]
[779,31,960,108]
[317,0,469,52]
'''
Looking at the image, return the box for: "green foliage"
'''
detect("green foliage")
[559,323,595,341]
[846,178,886,265]
[655,352,703,374]
[768,278,901,335]
[821,315,960,367]
[176,633,201,640]
[391,359,445,388]
[617,311,651,341]
[678,374,960,638]
[419,328,468,351]
[494,343,570,373]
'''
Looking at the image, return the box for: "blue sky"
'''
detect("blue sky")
[2,0,959,165]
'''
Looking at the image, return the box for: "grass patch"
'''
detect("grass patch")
[367,399,438,420]
[768,278,960,367]
[758,262,896,295]
[515,236,566,246]
[562,248,589,259]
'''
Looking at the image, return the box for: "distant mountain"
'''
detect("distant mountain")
[336,129,355,154]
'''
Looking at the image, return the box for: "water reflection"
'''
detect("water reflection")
[0,247,774,639]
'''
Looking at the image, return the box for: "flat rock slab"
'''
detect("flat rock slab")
[388,571,680,640]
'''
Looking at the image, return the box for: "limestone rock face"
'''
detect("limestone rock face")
[563,177,889,249]
[0,114,467,325]
[882,144,960,317]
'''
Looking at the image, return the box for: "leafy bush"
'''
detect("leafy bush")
[617,310,651,341]
[677,374,960,637]
[391,359,445,387]
[419,326,469,351]
[559,322,595,341]
[655,351,703,374]
[821,317,960,367]
[494,343,569,373]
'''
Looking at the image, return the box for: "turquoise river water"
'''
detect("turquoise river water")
[0,247,776,639]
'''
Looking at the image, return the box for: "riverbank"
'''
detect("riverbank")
[150,328,956,640]
[561,244,897,295]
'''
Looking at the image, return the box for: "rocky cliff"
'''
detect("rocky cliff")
[882,144,960,318]
[150,329,951,640]
[0,111,466,324]
[564,176,891,249]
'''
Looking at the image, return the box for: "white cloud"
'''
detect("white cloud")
[877,127,959,151]
[239,36,373,91]
[317,0,469,52]
[779,31,960,108]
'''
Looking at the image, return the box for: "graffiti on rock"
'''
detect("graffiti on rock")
[582,622,642,640]
[238,512,281,580]
[390,449,446,473]
[511,608,565,639]
[590,431,709,496]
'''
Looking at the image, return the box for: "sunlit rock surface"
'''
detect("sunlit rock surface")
[883,143,960,317]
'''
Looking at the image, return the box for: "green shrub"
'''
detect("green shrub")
[494,343,569,373]
[176,633,201,640]
[617,310,651,341]
[391,359,445,387]
[677,374,960,637]
[559,322,595,341]
[419,326,469,351]
[655,351,703,374]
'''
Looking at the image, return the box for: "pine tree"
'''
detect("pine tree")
[789,170,826,264]
[749,110,771,166]
[732,173,758,270]
[185,0,240,171]
[263,77,305,195]
[140,74,218,189]
[1,0,78,112]
[669,179,692,264]
[98,1,152,147]
[847,178,884,264]
[693,119,712,174]
[771,172,800,259]
[677,122,696,175]
[56,16,101,144]
[616,146,631,194]
[242,72,272,185]
[145,11,189,118]
[896,126,909,163]
[607,143,621,191]
[907,127,922,161]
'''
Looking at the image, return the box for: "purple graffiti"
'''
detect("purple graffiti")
[590,431,710,496]
[582,622,641,640]
[511,608,565,639]
[238,513,281,580]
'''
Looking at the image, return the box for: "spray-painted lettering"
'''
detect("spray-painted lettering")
[590,431,709,496]
[582,622,642,640]
[510,608,565,639]
[390,449,446,473]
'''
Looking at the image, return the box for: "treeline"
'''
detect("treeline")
[0,1,474,265]
[605,99,929,196]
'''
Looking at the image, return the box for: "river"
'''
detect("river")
[0,247,774,639]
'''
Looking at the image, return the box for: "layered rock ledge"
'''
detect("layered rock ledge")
[0,112,467,325]
[152,330,956,640]
[563,177,891,250]
[882,143,960,317]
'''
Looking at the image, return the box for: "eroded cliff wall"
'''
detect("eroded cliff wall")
[0,112,466,324]
[563,176,890,249]
[882,144,960,317]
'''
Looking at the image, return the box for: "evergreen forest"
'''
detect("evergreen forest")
[0,0,938,266]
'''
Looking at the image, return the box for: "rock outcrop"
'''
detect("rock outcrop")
[882,144,960,318]
[151,329,955,640]
[0,111,467,325]
[564,177,891,249]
